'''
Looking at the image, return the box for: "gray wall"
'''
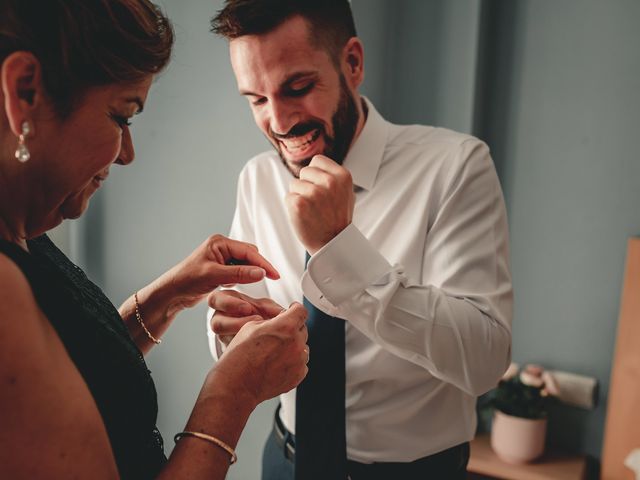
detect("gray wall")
[80,1,277,478]
[383,0,640,460]
[62,0,640,477]
[370,0,640,461]
[475,0,640,458]
[376,0,483,133]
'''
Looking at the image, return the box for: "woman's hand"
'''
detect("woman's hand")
[209,290,284,346]
[121,235,280,354]
[156,234,280,317]
[168,303,309,480]
[214,302,309,405]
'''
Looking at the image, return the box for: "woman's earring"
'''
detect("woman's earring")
[15,121,31,163]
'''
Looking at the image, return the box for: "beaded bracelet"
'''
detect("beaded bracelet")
[134,291,161,344]
[174,431,238,465]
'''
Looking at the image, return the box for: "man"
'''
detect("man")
[206,1,513,479]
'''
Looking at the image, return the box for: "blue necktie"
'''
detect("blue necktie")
[295,253,347,480]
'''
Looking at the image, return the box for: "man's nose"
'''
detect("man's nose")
[269,101,300,137]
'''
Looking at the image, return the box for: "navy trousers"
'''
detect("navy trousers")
[262,428,294,480]
[261,423,470,480]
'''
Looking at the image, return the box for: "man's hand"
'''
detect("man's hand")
[286,155,355,254]
[209,290,284,346]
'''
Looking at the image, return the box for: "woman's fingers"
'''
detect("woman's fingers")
[209,290,290,350]
[212,314,263,336]
[272,302,307,330]
[255,299,286,319]
[208,290,284,317]
[217,237,280,280]
[208,290,255,316]
[212,264,267,286]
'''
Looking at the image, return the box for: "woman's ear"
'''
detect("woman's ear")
[341,37,365,90]
[1,51,44,137]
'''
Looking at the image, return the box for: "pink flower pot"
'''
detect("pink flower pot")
[490,410,547,464]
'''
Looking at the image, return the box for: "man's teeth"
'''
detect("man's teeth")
[281,129,319,151]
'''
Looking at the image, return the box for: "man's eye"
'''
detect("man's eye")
[289,83,314,97]
[251,97,267,106]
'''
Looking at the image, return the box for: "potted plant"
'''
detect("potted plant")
[487,363,559,464]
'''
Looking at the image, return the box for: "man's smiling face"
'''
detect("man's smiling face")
[230,15,359,177]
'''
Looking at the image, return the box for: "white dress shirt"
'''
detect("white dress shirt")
[208,98,512,463]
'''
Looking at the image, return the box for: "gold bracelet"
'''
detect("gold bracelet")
[134,291,161,344]
[174,431,237,464]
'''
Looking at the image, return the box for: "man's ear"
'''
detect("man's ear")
[1,51,44,137]
[341,37,365,89]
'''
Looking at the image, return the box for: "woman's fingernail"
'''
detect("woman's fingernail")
[250,267,266,280]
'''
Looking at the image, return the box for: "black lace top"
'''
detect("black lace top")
[0,235,166,479]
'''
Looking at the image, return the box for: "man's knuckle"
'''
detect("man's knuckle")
[325,176,336,190]
[291,196,305,213]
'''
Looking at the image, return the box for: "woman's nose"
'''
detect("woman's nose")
[115,128,135,165]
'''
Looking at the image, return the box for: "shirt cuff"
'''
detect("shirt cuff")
[301,223,392,309]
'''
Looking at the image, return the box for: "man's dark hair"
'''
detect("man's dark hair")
[211,0,356,65]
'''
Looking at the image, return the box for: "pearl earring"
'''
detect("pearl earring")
[15,121,31,163]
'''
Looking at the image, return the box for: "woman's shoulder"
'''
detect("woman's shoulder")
[0,251,51,357]
[0,251,57,408]
[0,250,103,413]
[0,250,73,381]
[0,249,37,312]
[0,252,118,478]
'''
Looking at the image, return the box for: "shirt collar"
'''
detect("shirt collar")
[343,97,388,191]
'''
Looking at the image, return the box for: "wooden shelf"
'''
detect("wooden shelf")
[468,434,587,480]
[601,238,640,480]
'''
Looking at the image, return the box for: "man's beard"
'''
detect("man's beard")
[270,75,359,178]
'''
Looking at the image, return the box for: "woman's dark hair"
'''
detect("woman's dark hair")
[0,0,174,117]
[211,0,356,66]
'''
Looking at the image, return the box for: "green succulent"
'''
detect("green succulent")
[489,376,550,420]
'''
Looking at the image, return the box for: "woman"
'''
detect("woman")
[0,1,308,479]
